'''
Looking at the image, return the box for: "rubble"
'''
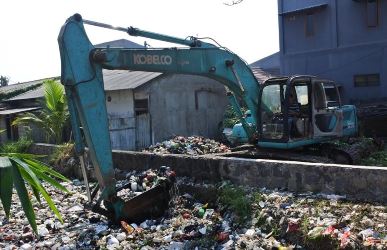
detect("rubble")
[144,136,230,155]
[0,172,386,249]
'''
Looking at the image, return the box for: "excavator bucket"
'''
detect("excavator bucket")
[92,168,176,224]
[119,180,173,223]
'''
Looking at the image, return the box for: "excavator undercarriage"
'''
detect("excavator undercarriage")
[219,137,384,165]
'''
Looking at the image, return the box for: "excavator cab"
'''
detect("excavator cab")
[227,75,357,147]
[257,75,357,149]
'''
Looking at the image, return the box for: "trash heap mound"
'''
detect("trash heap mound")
[144,136,231,155]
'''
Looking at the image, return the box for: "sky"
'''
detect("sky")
[0,0,279,84]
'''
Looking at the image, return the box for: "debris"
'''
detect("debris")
[116,232,126,242]
[198,207,206,218]
[38,226,50,237]
[245,228,255,238]
[144,135,231,155]
[106,235,119,246]
[199,226,207,235]
[120,221,134,234]
[20,243,33,250]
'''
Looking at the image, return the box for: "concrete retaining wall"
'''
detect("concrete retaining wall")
[31,143,387,203]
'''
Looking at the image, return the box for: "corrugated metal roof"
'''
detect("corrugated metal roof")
[251,67,280,84]
[103,70,162,91]
[0,78,49,94]
[7,86,45,101]
[4,67,276,101]
[0,107,40,115]
[5,70,162,101]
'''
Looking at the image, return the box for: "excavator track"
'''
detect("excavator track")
[318,137,384,165]
[215,138,383,165]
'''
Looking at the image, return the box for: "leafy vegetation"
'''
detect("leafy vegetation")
[12,79,69,144]
[0,154,70,233]
[223,105,247,128]
[0,137,32,153]
[360,150,387,167]
[218,183,252,223]
[0,131,70,234]
[49,142,75,165]
[0,75,9,86]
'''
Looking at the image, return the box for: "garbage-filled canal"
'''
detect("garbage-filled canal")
[1,168,386,249]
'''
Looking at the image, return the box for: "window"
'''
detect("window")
[134,98,149,115]
[295,85,309,105]
[287,15,296,22]
[354,74,380,87]
[367,0,379,27]
[323,82,341,107]
[305,13,314,37]
[261,84,285,139]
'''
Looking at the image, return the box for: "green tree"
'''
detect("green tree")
[13,79,69,144]
[0,131,69,234]
[0,75,9,86]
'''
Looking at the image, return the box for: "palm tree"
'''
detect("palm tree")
[0,75,9,86]
[13,79,69,144]
[0,130,69,234]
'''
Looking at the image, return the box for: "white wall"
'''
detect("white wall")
[105,89,134,117]
[105,89,136,150]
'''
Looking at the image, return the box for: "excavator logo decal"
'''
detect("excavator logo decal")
[133,54,172,65]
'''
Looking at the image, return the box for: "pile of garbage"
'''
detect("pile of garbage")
[116,167,176,200]
[0,174,386,249]
[144,136,230,155]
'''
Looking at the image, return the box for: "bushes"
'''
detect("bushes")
[0,137,32,153]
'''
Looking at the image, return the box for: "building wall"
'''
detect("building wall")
[148,74,228,143]
[105,89,136,150]
[278,0,387,104]
[105,89,134,116]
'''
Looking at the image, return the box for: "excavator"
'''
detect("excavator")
[58,14,359,222]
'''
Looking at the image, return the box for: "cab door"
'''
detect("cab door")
[312,80,343,137]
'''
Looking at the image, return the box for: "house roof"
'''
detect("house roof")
[8,85,45,101]
[103,70,162,91]
[3,67,280,101]
[0,107,40,115]
[3,70,162,101]
[251,67,281,84]
[0,77,51,94]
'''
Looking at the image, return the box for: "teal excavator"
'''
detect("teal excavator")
[58,14,358,221]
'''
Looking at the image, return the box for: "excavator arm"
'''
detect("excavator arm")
[58,14,261,220]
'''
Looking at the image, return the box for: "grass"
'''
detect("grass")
[0,137,33,153]
[360,150,387,167]
[218,183,252,224]
[49,143,75,165]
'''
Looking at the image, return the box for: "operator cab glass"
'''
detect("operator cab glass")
[260,82,286,140]
[287,80,311,139]
[312,80,343,135]
[260,77,312,142]
[323,81,341,108]
[256,76,356,149]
